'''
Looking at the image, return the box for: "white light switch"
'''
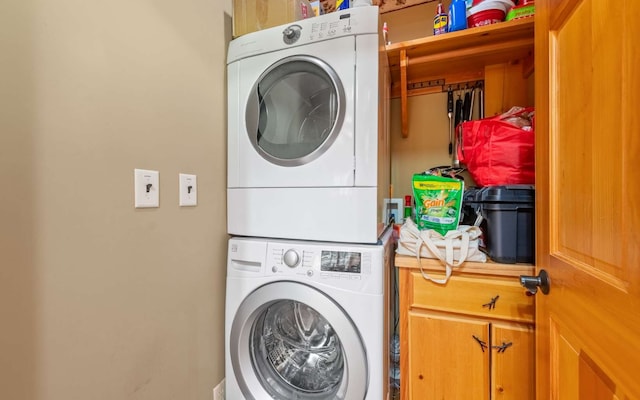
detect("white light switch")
[179,173,197,207]
[134,169,160,208]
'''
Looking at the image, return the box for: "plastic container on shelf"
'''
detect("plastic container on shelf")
[478,185,535,264]
[460,187,483,226]
[467,8,505,27]
[505,0,535,20]
[337,0,350,10]
[466,0,514,28]
[470,0,515,13]
[448,0,468,32]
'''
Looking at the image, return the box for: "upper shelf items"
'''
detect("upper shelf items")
[385,18,534,137]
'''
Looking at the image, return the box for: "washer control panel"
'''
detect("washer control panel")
[267,243,377,287]
[228,236,386,295]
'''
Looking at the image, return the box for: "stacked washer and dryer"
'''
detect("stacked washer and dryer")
[225,6,393,400]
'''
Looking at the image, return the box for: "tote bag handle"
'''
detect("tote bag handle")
[415,229,471,284]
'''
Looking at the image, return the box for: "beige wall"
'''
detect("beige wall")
[390,93,452,199]
[384,4,454,200]
[1,1,231,399]
[380,2,437,43]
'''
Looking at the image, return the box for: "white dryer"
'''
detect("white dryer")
[225,229,393,400]
[227,6,391,244]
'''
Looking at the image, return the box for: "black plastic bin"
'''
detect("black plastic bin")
[479,185,535,264]
[460,187,483,226]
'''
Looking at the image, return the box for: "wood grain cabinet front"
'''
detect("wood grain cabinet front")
[395,256,535,400]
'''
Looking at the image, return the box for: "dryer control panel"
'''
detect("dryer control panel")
[305,13,355,42]
[227,6,379,64]
[281,13,358,45]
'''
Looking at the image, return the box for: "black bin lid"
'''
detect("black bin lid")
[480,185,535,203]
[463,187,483,204]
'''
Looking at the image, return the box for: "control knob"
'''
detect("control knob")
[282,24,302,44]
[283,249,300,268]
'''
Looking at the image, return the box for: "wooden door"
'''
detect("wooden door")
[535,0,640,398]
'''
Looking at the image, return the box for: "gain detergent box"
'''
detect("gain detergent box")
[412,173,464,235]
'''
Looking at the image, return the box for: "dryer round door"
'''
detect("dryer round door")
[246,55,346,167]
[229,281,368,400]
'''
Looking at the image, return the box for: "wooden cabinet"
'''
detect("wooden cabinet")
[395,255,535,399]
[387,16,538,398]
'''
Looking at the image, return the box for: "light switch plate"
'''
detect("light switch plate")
[179,173,197,207]
[134,169,159,208]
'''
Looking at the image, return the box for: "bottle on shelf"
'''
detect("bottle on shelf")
[433,1,449,35]
[383,22,390,45]
[448,0,468,32]
[404,195,413,221]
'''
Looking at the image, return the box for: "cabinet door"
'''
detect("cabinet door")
[491,322,535,400]
[408,312,490,400]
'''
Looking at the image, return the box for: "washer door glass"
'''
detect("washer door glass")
[251,300,344,398]
[230,281,367,400]
[246,55,345,167]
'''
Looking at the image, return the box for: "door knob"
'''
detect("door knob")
[519,269,550,295]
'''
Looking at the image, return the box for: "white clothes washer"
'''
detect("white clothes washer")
[227,6,391,244]
[225,228,393,400]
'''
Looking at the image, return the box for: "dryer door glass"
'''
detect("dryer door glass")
[250,300,345,398]
[246,56,345,167]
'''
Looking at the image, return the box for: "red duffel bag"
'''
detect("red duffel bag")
[457,107,535,187]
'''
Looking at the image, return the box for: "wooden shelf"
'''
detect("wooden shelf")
[385,18,534,137]
[386,17,534,88]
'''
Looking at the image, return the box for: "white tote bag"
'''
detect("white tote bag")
[397,218,486,284]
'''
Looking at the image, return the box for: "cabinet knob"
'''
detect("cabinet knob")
[482,295,499,310]
[492,341,513,353]
[519,269,550,295]
[472,335,488,352]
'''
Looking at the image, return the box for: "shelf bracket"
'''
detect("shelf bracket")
[400,49,408,138]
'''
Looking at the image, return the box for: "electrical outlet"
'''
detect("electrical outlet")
[213,379,225,400]
[134,169,159,208]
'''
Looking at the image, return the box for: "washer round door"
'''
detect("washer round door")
[245,55,346,167]
[230,281,368,400]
